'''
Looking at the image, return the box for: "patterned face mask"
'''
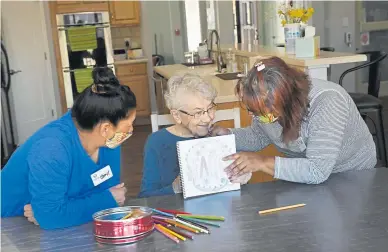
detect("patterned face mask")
[105,131,133,149]
[257,113,278,124]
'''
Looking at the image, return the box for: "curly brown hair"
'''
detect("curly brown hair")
[236,56,311,143]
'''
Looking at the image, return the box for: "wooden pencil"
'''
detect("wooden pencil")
[156,208,191,215]
[175,218,209,234]
[178,215,221,227]
[177,214,225,221]
[258,203,306,215]
[155,224,179,243]
[154,219,194,240]
[157,225,186,241]
[163,219,200,233]
[176,216,209,231]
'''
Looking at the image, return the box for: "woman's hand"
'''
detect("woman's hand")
[209,125,231,136]
[172,176,182,194]
[223,152,275,180]
[24,204,39,226]
[109,183,127,206]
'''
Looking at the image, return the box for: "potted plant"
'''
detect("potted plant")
[278,2,314,54]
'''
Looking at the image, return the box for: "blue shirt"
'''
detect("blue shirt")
[1,112,120,229]
[138,129,193,198]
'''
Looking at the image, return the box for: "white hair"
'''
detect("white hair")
[164,74,217,110]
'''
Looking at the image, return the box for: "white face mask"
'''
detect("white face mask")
[105,131,133,149]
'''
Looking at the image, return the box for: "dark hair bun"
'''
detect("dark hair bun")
[72,66,137,130]
[91,67,122,95]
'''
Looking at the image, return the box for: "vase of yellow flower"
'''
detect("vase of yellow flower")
[278,4,315,54]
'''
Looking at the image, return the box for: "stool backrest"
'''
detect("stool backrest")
[339,51,387,98]
[150,108,241,133]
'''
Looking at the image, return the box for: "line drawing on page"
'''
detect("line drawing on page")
[184,141,232,192]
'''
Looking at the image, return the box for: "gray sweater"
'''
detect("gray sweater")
[232,78,377,184]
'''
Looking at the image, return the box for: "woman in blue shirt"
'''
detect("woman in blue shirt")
[138,74,251,198]
[1,67,137,230]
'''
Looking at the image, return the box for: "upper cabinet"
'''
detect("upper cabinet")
[55,1,108,14]
[109,1,140,26]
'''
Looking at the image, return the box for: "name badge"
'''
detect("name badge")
[91,165,113,186]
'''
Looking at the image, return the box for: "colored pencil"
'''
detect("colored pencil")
[176,216,209,231]
[163,219,200,233]
[152,215,170,221]
[152,208,175,218]
[157,224,186,241]
[177,214,225,221]
[175,218,209,234]
[154,219,194,240]
[258,203,306,215]
[155,224,179,243]
[167,226,194,240]
[153,219,171,227]
[120,212,132,220]
[178,215,221,227]
[156,208,191,215]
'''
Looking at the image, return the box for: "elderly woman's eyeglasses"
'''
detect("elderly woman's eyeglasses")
[179,103,217,119]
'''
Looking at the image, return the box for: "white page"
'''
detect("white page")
[177,134,240,199]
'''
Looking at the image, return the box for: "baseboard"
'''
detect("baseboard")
[358,81,388,96]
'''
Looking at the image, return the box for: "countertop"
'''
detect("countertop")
[114,58,148,65]
[2,169,388,252]
[220,43,367,67]
[154,64,240,103]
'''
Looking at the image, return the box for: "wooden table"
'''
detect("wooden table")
[2,168,388,252]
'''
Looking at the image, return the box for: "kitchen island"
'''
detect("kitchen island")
[153,47,367,183]
[218,44,367,81]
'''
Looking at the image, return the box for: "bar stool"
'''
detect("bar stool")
[339,51,388,167]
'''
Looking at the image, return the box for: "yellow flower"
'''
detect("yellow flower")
[281,19,287,26]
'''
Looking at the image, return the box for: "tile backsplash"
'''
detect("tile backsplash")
[111,26,142,49]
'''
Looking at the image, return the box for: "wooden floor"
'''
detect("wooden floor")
[122,96,388,198]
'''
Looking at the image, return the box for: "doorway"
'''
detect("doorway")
[1,1,57,145]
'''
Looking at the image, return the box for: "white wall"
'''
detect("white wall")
[141,1,186,113]
[312,1,358,92]
[214,0,235,45]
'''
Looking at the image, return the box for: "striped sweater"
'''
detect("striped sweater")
[231,78,377,184]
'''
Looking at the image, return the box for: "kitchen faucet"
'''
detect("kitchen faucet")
[207,29,226,72]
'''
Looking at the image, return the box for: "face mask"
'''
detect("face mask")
[257,113,278,124]
[105,131,133,149]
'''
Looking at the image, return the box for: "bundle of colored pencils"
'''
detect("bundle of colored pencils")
[151,208,225,244]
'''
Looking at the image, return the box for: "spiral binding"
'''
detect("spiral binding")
[176,141,187,199]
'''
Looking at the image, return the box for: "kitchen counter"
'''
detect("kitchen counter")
[220,44,367,67]
[154,64,240,103]
[114,58,148,65]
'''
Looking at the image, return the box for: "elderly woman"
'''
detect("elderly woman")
[212,56,376,184]
[138,74,250,197]
[1,67,136,229]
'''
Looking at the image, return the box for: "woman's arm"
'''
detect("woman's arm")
[230,117,272,152]
[138,146,175,198]
[28,138,118,230]
[274,91,350,184]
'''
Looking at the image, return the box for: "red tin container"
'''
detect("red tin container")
[93,206,154,244]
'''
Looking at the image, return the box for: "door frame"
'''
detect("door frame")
[2,1,59,143]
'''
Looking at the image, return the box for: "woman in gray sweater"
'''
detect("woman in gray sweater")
[211,57,376,184]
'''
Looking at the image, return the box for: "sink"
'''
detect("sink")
[215,72,243,80]
[181,61,214,67]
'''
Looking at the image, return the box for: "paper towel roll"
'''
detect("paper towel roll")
[304,26,316,38]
